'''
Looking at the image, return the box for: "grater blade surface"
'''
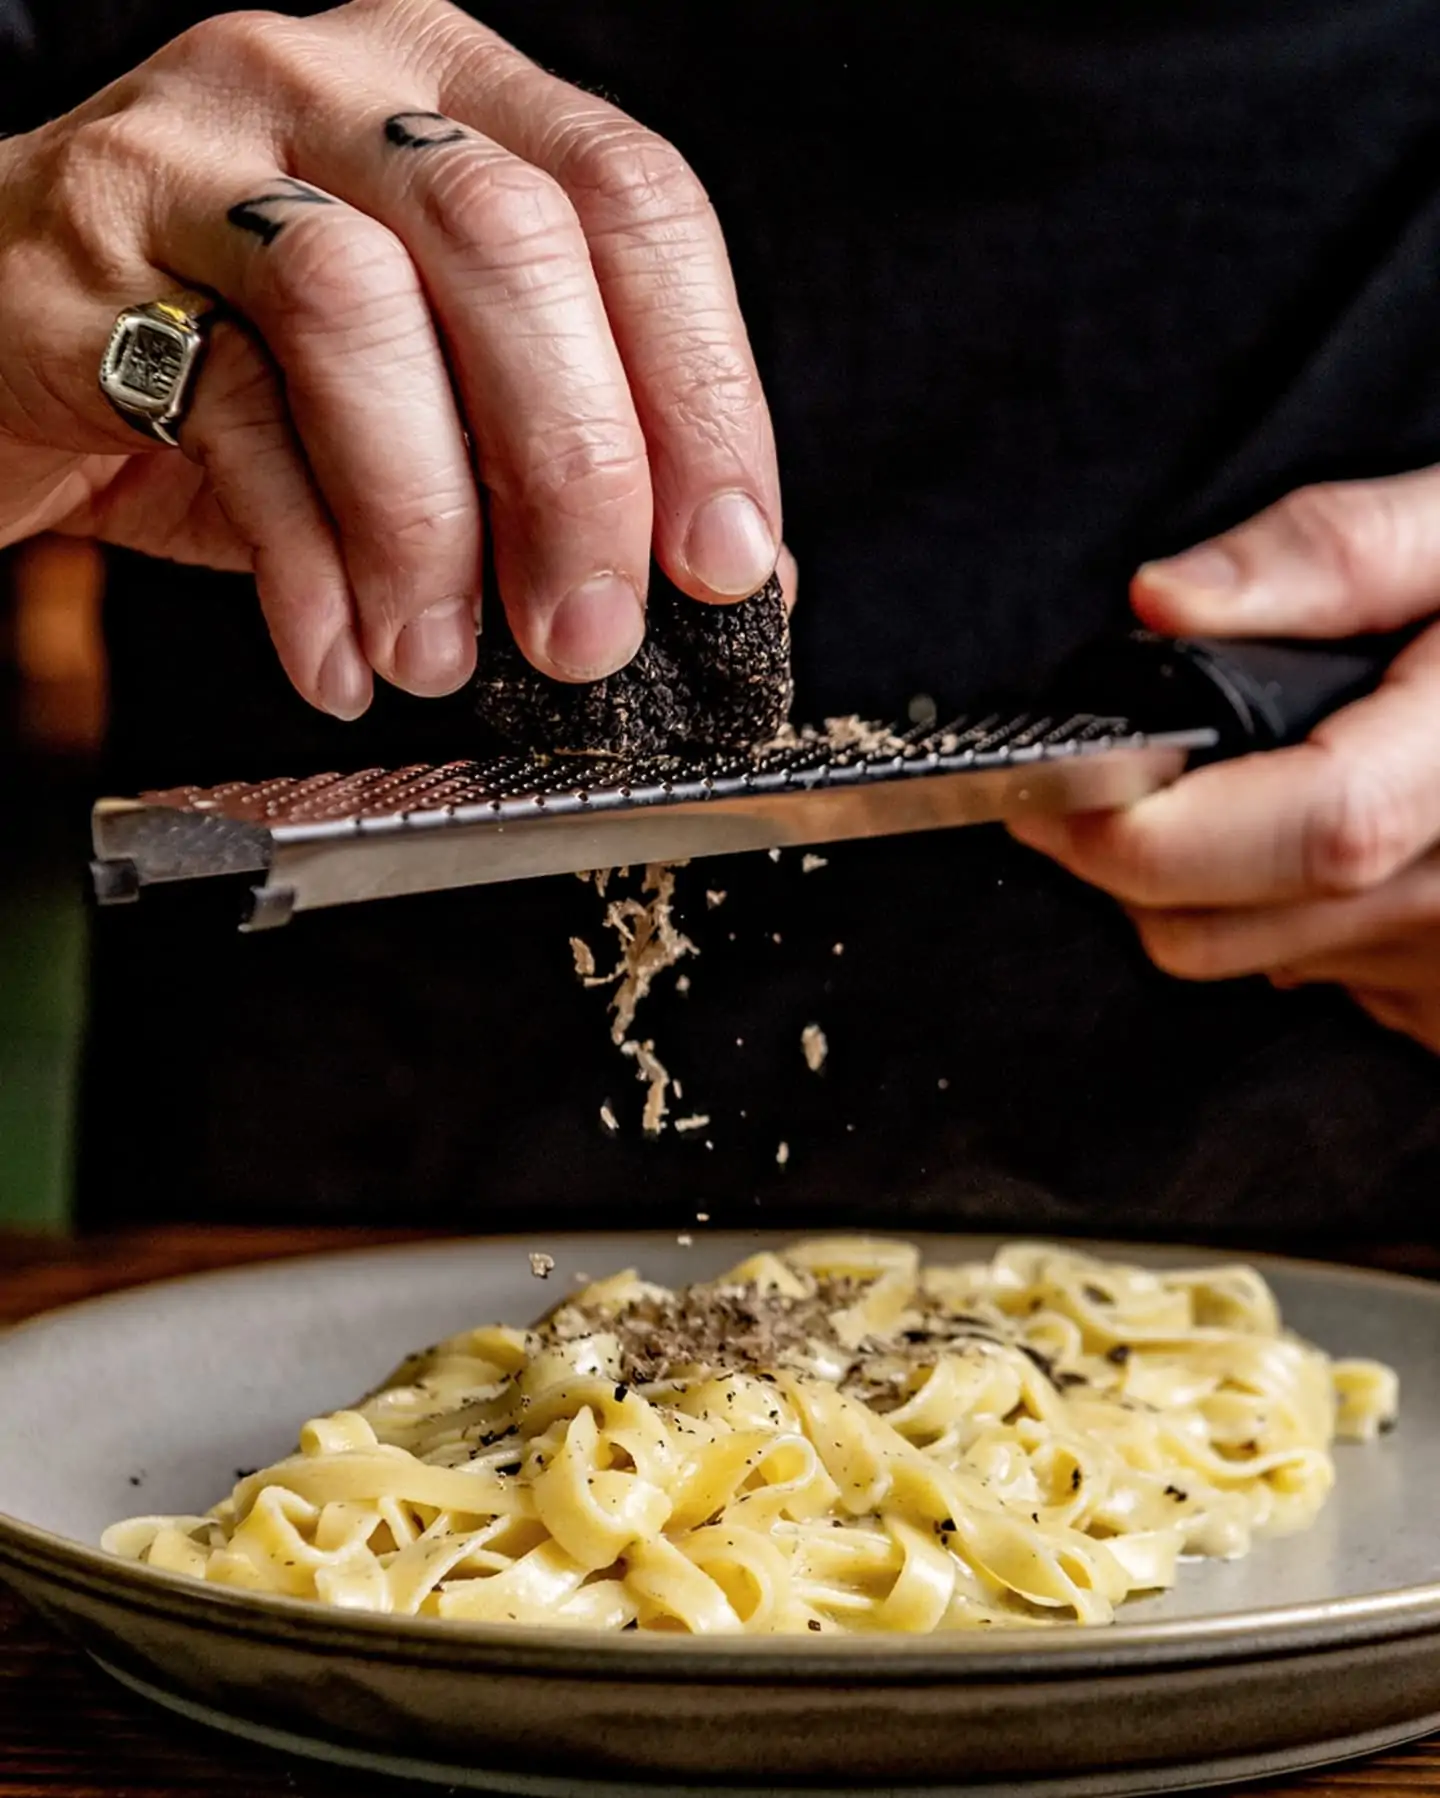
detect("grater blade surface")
[90,711,1215,928]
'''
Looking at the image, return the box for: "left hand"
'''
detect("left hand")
[1009,470,1440,1054]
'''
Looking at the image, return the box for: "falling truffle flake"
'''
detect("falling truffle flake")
[472,567,792,756]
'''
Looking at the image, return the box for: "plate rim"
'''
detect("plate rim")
[3,1228,1437,1680]
[88,1654,1440,1798]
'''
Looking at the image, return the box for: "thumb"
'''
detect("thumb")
[1132,467,1440,639]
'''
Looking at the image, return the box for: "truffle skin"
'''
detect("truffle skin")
[473,568,792,756]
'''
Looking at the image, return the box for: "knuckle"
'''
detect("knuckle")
[422,155,578,260]
[1272,481,1393,591]
[41,111,160,279]
[663,348,767,444]
[562,124,711,229]
[164,12,341,116]
[1302,756,1417,894]
[509,420,649,519]
[358,496,476,626]
[164,9,290,76]
[257,213,422,338]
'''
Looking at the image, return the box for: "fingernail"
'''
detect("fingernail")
[392,596,475,696]
[316,631,372,720]
[684,491,777,597]
[546,572,645,679]
[1139,543,1241,592]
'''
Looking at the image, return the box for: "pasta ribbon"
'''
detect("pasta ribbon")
[103,1237,1398,1634]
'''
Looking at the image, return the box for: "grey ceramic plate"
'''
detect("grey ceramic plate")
[2,1232,1440,1797]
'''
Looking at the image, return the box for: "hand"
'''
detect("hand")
[1009,471,1440,1054]
[0,0,781,717]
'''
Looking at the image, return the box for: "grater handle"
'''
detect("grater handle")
[1052,629,1419,755]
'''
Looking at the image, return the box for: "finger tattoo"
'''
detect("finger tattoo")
[228,177,337,247]
[383,110,467,150]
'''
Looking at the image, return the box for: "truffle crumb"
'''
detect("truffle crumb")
[776,1141,790,1167]
[832,943,845,957]
[761,714,909,758]
[706,890,727,909]
[801,1023,828,1072]
[622,1038,672,1136]
[676,1233,694,1247]
[802,853,828,873]
[675,974,691,994]
[696,1211,710,1222]
[599,1103,620,1135]
[529,1253,555,1280]
[768,847,782,863]
[938,1076,950,1091]
[568,937,596,979]
[591,863,696,1045]
[675,1114,711,1133]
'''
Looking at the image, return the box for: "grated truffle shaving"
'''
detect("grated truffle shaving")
[802,853,828,873]
[590,863,697,1045]
[802,1023,829,1071]
[674,1114,711,1133]
[776,1141,791,1167]
[760,715,909,758]
[622,1038,671,1136]
[571,863,703,1135]
[541,1263,1052,1409]
[528,1253,555,1280]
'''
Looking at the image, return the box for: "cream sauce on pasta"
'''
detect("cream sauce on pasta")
[103,1239,1398,1633]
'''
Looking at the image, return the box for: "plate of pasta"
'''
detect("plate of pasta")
[1,1231,1439,1796]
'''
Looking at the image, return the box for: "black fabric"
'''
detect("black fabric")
[15,0,1437,1234]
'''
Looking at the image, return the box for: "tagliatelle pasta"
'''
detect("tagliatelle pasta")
[103,1238,1398,1634]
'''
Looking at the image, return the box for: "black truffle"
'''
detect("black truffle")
[473,567,792,756]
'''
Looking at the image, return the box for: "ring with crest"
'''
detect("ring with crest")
[98,293,215,447]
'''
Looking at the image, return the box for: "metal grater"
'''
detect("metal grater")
[88,631,1397,930]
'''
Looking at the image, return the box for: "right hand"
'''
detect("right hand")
[0,0,781,717]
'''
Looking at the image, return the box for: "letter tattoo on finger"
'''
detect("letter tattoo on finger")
[227,177,337,248]
[383,110,468,150]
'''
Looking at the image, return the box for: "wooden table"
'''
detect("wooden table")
[4,1226,1440,1798]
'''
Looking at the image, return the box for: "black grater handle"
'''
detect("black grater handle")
[1051,629,1418,756]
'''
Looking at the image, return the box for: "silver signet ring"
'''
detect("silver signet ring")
[99,294,215,448]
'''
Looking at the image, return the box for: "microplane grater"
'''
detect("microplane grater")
[88,631,1399,930]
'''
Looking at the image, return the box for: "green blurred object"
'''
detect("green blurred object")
[0,861,87,1230]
